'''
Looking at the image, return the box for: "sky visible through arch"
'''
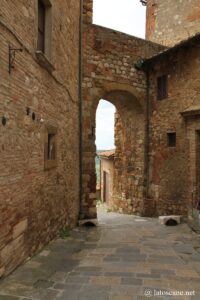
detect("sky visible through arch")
[94,0,146,150]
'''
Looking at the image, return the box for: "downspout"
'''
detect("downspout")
[134,60,150,216]
[79,0,83,219]
[145,69,150,199]
[143,67,150,215]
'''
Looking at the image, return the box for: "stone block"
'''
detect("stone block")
[13,219,28,239]
[1,235,24,265]
[89,193,96,199]
[159,215,182,225]
[0,266,5,278]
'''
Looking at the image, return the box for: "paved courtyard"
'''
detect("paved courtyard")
[0,207,200,300]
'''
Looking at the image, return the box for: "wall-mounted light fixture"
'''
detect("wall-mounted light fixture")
[9,45,23,74]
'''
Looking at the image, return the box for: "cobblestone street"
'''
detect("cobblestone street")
[0,207,200,300]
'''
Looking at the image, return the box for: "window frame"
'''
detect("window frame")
[167,132,176,148]
[44,125,57,170]
[38,0,46,53]
[157,75,168,101]
[36,0,53,61]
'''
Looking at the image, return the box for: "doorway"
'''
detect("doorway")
[103,171,110,203]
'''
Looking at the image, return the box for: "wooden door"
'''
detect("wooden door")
[103,171,110,203]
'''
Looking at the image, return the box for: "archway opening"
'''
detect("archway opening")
[95,99,116,209]
[92,90,145,218]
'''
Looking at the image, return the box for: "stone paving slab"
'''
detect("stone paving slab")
[0,207,200,299]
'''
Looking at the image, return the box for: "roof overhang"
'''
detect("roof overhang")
[141,33,200,70]
[181,105,200,118]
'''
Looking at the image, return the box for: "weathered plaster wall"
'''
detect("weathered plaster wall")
[148,44,200,216]
[146,0,200,46]
[0,0,80,277]
[82,0,164,218]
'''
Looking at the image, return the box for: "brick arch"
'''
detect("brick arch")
[81,86,146,219]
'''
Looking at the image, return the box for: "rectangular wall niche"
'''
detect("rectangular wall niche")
[44,125,57,170]
[167,132,176,147]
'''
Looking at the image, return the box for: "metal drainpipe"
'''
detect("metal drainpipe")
[144,68,150,213]
[79,0,83,219]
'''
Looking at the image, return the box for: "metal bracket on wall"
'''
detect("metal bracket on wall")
[140,0,147,6]
[9,45,23,74]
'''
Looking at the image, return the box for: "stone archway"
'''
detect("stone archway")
[81,1,163,219]
[81,83,146,219]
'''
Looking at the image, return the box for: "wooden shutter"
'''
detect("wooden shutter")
[38,0,45,52]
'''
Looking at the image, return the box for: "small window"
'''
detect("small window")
[44,125,57,170]
[157,75,168,100]
[37,0,52,60]
[48,133,56,160]
[38,0,46,53]
[167,132,176,148]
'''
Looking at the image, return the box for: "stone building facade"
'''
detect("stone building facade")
[143,35,200,218]
[146,0,200,46]
[0,0,80,277]
[143,0,200,224]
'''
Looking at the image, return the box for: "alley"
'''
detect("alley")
[0,207,200,300]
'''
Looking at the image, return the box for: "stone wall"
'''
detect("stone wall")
[81,0,164,218]
[148,44,200,216]
[146,0,200,46]
[0,0,80,277]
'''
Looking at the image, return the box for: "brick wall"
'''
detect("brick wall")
[146,0,200,46]
[0,0,80,277]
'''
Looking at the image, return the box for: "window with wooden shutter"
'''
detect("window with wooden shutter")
[38,0,45,53]
[157,75,168,100]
